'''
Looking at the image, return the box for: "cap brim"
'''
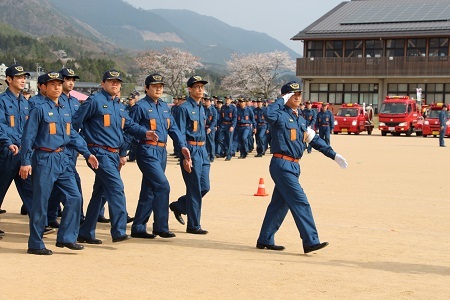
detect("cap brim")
[189,80,208,87]
[105,77,123,82]
[15,72,31,77]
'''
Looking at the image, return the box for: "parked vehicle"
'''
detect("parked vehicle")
[378,96,422,136]
[333,103,374,135]
[422,103,450,137]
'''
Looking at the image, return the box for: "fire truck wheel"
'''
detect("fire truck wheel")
[367,128,372,135]
[422,134,427,137]
[381,131,387,136]
[393,132,401,136]
[416,131,422,136]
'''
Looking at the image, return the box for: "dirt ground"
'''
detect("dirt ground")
[0,130,449,299]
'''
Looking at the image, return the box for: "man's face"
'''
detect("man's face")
[146,83,164,100]
[102,79,122,97]
[45,80,63,101]
[188,83,205,100]
[285,92,303,109]
[225,98,231,105]
[63,77,76,93]
[7,75,26,92]
[257,102,263,108]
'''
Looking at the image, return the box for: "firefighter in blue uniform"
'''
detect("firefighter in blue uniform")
[204,95,218,162]
[170,76,210,235]
[302,100,317,153]
[316,104,334,145]
[0,64,33,218]
[439,104,448,147]
[254,98,268,157]
[129,74,190,239]
[73,70,157,244]
[217,95,237,161]
[19,71,99,255]
[246,98,256,153]
[256,81,348,253]
[236,97,256,159]
[28,74,47,109]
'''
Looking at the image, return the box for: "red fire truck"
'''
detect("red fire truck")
[333,103,374,135]
[378,96,422,136]
[422,103,450,137]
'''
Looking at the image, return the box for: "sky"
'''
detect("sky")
[124,0,345,54]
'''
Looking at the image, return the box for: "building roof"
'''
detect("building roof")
[292,0,450,40]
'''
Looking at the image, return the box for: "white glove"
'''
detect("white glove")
[305,127,316,143]
[334,154,348,169]
[282,93,294,104]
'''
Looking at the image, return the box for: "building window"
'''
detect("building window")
[365,39,383,57]
[386,39,405,57]
[345,40,363,57]
[429,38,449,57]
[325,40,343,57]
[309,83,377,105]
[407,39,426,56]
[307,41,323,58]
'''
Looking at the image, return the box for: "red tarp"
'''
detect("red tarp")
[70,90,89,101]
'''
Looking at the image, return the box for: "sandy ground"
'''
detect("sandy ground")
[0,130,449,299]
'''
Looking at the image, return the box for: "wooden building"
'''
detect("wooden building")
[292,0,450,112]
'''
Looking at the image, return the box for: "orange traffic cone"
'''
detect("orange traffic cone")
[254,178,269,196]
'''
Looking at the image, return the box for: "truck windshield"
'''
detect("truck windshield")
[337,108,358,117]
[380,103,407,114]
[428,110,450,118]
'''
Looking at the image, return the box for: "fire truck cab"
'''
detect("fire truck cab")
[378,96,421,136]
[422,103,450,137]
[333,103,374,135]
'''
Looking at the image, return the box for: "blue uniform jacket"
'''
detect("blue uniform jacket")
[176,97,207,142]
[60,93,80,116]
[265,98,336,160]
[237,106,256,127]
[439,109,448,126]
[254,107,267,125]
[20,97,92,166]
[316,110,334,130]
[28,93,46,110]
[302,108,317,128]
[219,104,237,127]
[129,95,186,149]
[72,90,148,157]
[0,88,30,147]
[205,105,218,129]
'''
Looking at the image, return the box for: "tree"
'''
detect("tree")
[134,47,203,96]
[222,51,295,99]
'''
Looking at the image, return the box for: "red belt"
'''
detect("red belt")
[273,153,300,163]
[238,124,251,127]
[188,141,205,146]
[142,141,166,147]
[222,122,232,125]
[320,124,330,126]
[36,147,64,153]
[88,144,119,153]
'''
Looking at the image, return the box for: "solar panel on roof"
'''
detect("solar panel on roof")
[342,2,450,24]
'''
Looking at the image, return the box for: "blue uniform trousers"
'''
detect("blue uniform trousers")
[171,145,210,230]
[131,145,170,234]
[206,128,215,161]
[78,148,127,239]
[217,124,234,159]
[28,151,81,249]
[256,125,267,155]
[248,130,255,152]
[318,126,331,145]
[439,126,446,146]
[237,125,251,157]
[0,147,33,214]
[257,158,320,248]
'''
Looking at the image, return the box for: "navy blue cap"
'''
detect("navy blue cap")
[37,74,46,85]
[59,68,80,79]
[42,71,64,84]
[145,73,164,86]
[5,64,30,77]
[187,75,208,87]
[281,81,302,94]
[102,70,123,82]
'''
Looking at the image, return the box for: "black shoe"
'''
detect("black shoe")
[256,242,285,251]
[0,209,6,214]
[127,215,134,223]
[186,228,208,235]
[225,157,231,161]
[238,155,246,159]
[255,154,263,157]
[304,242,329,253]
[0,229,5,237]
[77,236,103,244]
[169,153,176,156]
[215,154,220,158]
[43,226,56,235]
[27,248,53,255]
[97,216,110,223]
[55,242,84,250]
[153,231,176,238]
[20,205,27,215]
[131,232,156,239]
[48,220,60,228]
[169,203,185,225]
[112,234,131,243]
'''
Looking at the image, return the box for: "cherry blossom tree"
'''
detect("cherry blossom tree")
[222,51,295,98]
[134,47,203,96]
